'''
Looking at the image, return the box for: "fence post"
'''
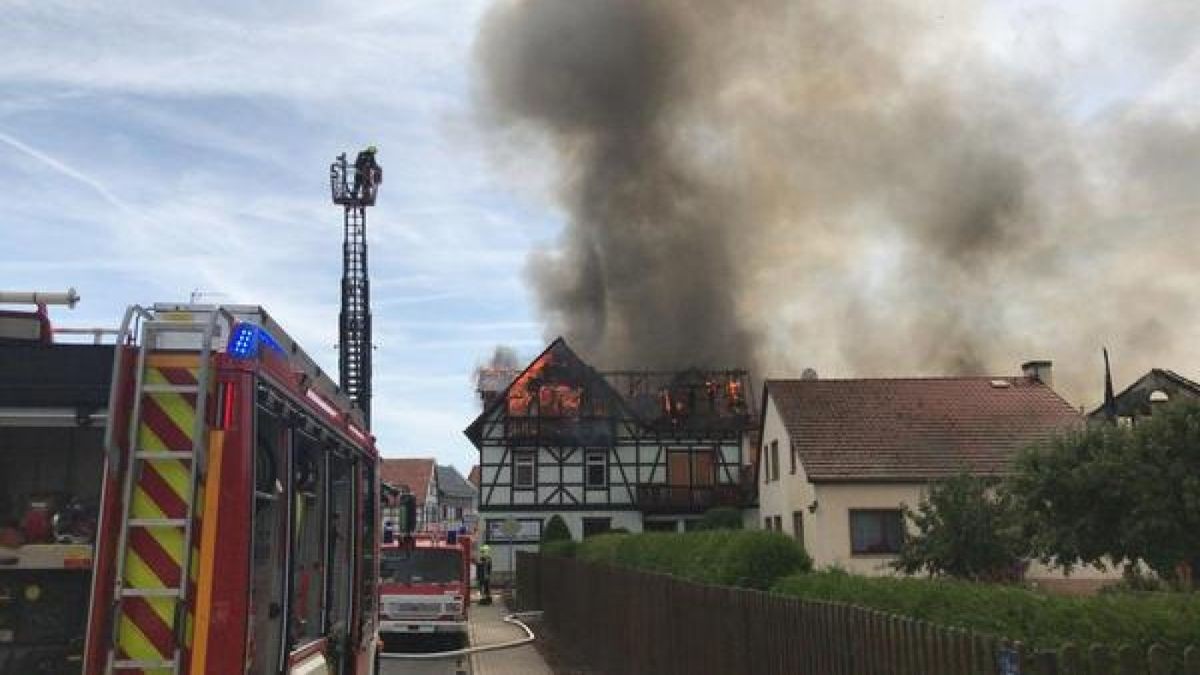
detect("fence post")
[1087,643,1111,675]
[1057,642,1081,675]
[1185,645,1200,675]
[1147,644,1171,675]
[1116,644,1139,675]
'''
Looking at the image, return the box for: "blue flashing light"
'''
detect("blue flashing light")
[226,322,286,359]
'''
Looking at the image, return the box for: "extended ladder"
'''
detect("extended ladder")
[105,308,225,674]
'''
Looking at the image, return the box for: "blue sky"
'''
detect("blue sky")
[2,1,1198,474]
[0,1,565,474]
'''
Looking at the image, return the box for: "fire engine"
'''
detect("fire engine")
[377,531,472,650]
[0,296,381,675]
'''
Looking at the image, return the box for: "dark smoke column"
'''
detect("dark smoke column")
[475,0,758,371]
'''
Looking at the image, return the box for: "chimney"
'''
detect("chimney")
[1021,360,1053,387]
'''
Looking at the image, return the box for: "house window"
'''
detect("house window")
[792,511,804,544]
[763,517,772,531]
[850,509,905,555]
[770,441,780,482]
[514,451,535,489]
[586,451,607,488]
[772,515,782,533]
[789,443,797,475]
[582,517,612,538]
[762,445,769,484]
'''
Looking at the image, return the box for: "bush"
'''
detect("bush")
[542,514,571,544]
[696,507,744,531]
[540,539,578,557]
[773,571,1200,652]
[893,474,1026,580]
[575,530,812,590]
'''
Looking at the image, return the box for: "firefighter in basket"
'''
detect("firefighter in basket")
[353,145,382,201]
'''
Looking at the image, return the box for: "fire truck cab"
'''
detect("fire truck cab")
[1,299,383,675]
[377,532,471,649]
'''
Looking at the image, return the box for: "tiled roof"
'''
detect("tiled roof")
[766,377,1081,482]
[380,458,436,506]
[437,464,477,499]
[467,465,480,487]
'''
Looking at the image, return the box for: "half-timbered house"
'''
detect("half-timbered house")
[465,338,757,573]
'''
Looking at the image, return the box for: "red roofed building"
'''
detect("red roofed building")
[380,458,439,530]
[757,361,1087,578]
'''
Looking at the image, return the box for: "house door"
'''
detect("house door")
[668,451,690,505]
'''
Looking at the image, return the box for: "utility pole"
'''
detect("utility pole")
[330,146,381,427]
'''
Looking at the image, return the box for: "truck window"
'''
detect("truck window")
[249,404,286,675]
[326,451,354,634]
[381,549,462,584]
[290,431,327,646]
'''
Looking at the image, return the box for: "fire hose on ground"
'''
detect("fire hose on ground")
[375,611,544,661]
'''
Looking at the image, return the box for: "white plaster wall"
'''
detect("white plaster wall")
[756,394,819,553]
[808,482,926,575]
[482,510,643,573]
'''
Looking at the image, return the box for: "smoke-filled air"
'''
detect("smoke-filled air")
[473,0,1200,406]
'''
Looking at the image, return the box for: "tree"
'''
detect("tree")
[542,514,572,544]
[892,473,1026,580]
[1010,401,1200,583]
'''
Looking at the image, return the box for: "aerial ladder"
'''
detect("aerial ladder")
[330,147,381,427]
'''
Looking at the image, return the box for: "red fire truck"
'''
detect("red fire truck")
[0,298,381,674]
[377,532,471,650]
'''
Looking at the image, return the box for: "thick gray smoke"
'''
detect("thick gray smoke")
[474,0,1200,405]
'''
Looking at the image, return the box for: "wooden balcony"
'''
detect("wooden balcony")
[635,484,747,514]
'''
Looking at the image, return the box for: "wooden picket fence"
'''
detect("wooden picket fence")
[515,552,1200,675]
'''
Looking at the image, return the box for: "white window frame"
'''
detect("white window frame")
[514,451,536,489]
[585,450,607,488]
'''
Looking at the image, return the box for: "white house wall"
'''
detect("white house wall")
[757,393,819,547]
[482,510,644,574]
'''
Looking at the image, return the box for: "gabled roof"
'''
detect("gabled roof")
[463,337,632,448]
[1087,369,1200,420]
[463,337,754,448]
[380,458,437,506]
[437,464,477,499]
[467,465,480,487]
[765,376,1081,482]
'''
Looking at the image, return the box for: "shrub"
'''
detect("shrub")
[540,539,578,557]
[773,571,1200,652]
[696,506,744,531]
[542,514,571,544]
[892,473,1026,580]
[575,530,812,590]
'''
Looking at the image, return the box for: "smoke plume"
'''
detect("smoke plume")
[474,0,1200,405]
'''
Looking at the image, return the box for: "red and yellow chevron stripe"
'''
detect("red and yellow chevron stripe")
[114,354,206,674]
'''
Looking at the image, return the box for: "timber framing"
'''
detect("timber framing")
[466,338,756,516]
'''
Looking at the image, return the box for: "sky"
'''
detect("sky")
[0,0,559,474]
[2,1,1197,474]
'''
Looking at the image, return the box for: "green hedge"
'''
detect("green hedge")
[572,530,812,590]
[773,571,1200,652]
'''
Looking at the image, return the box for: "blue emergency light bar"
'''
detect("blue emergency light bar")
[226,322,286,359]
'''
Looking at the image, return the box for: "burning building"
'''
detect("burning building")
[465,339,757,572]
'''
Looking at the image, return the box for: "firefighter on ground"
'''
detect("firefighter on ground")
[476,544,493,605]
[353,145,382,200]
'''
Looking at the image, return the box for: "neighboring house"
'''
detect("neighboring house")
[465,338,757,573]
[467,465,480,489]
[1087,368,1200,424]
[437,464,478,531]
[757,361,1099,586]
[380,458,439,531]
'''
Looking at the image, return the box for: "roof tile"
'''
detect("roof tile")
[766,376,1081,481]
